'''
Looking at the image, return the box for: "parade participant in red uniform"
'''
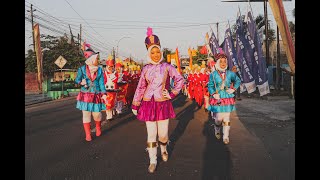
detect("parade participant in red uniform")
[200,61,209,110]
[75,43,107,141]
[131,27,184,173]
[187,66,195,99]
[115,59,128,114]
[194,66,204,107]
[103,56,118,121]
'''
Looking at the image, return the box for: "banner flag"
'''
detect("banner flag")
[235,15,256,93]
[246,11,270,96]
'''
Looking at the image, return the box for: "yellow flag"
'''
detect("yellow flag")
[269,0,295,74]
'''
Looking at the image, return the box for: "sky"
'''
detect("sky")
[25,0,295,64]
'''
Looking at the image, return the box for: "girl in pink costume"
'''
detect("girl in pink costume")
[131,27,184,173]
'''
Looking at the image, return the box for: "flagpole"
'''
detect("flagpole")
[247,0,255,19]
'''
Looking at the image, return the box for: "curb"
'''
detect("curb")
[25,96,76,107]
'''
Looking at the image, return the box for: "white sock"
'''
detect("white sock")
[147,147,157,165]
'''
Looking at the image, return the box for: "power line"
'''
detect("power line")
[25,3,112,55]
[63,0,113,48]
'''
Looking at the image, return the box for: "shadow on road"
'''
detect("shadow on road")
[171,94,189,109]
[201,113,232,180]
[102,93,189,135]
[167,100,197,158]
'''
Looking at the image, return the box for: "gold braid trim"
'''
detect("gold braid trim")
[132,101,141,106]
[222,121,231,126]
[147,142,158,148]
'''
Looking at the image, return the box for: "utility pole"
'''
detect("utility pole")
[112,48,116,65]
[216,22,219,44]
[80,24,82,44]
[27,4,36,53]
[69,24,75,46]
[276,25,281,90]
[77,33,80,52]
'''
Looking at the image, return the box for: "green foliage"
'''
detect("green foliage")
[162,48,172,61]
[25,49,37,73]
[192,50,207,66]
[230,14,276,46]
[25,35,85,76]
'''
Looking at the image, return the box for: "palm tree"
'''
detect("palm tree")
[255,14,276,46]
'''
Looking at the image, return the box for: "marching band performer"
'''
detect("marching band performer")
[115,58,128,114]
[207,51,241,145]
[131,27,184,173]
[103,56,118,121]
[75,43,107,141]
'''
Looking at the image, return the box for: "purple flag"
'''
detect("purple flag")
[246,11,270,96]
[236,15,256,93]
[209,31,220,55]
[223,27,243,81]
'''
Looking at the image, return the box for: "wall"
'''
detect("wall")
[25,73,39,93]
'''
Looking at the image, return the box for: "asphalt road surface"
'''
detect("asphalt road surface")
[25,94,295,180]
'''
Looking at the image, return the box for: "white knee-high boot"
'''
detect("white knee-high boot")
[116,101,123,114]
[106,109,113,120]
[147,142,157,173]
[157,119,169,162]
[146,121,158,173]
[222,121,230,144]
[212,112,222,139]
[159,141,168,162]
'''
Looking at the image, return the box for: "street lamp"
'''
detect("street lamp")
[116,36,131,57]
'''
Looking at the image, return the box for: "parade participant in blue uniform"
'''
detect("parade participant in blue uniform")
[207,51,241,144]
[75,43,107,142]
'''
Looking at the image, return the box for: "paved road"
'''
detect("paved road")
[25,95,295,180]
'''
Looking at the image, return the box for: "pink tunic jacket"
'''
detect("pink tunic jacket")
[132,62,184,109]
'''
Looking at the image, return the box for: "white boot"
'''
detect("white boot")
[212,112,221,139]
[159,141,168,162]
[106,109,113,120]
[147,142,157,173]
[222,121,231,144]
[116,101,123,114]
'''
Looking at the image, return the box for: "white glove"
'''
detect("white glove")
[80,79,87,86]
[162,89,172,99]
[101,95,107,102]
[132,109,137,115]
[213,93,220,100]
[226,88,235,94]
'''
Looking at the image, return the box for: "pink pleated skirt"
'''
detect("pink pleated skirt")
[137,96,175,122]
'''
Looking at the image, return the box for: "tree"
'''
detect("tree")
[25,34,85,77]
[192,47,207,66]
[254,14,276,46]
[289,8,295,44]
[162,48,172,61]
[25,49,37,73]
